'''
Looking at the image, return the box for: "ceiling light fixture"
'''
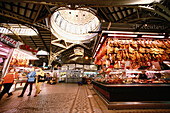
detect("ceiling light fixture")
[100,36,105,43]
[141,35,164,38]
[108,34,137,37]
[93,52,96,58]
[85,56,89,60]
[96,44,101,52]
[103,31,161,35]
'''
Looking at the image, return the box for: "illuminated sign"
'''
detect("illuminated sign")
[0,33,18,47]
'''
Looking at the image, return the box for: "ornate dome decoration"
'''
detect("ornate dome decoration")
[50,8,100,43]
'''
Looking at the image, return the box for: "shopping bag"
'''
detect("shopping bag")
[9,84,15,93]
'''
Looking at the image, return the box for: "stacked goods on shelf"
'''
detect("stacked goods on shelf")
[10,51,29,67]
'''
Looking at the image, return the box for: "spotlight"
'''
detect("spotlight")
[85,56,89,60]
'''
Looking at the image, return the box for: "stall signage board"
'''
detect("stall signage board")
[0,33,18,47]
[101,22,169,33]
[19,44,38,55]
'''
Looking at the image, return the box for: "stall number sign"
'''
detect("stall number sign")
[0,33,18,47]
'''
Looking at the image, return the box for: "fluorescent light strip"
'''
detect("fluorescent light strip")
[142,35,164,38]
[0,51,8,56]
[0,48,9,53]
[102,30,161,35]
[96,44,101,52]
[108,34,137,37]
[93,52,96,58]
[100,36,105,43]
[103,31,134,34]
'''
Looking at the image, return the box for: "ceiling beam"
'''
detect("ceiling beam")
[118,7,125,19]
[0,7,50,30]
[24,3,29,17]
[106,7,116,22]
[118,11,137,23]
[112,7,120,20]
[33,5,43,23]
[29,4,36,19]
[4,2,38,12]
[17,2,20,14]
[0,0,161,6]
[29,36,37,48]
[10,2,13,12]
[36,29,49,52]
[139,6,170,21]
[156,3,170,16]
[99,8,111,22]
[35,14,51,24]
[45,5,52,14]
[0,23,24,43]
[124,7,129,17]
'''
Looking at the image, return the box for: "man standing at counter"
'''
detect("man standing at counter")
[18,67,36,97]
[138,70,147,79]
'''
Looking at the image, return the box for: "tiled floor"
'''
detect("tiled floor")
[0,83,170,113]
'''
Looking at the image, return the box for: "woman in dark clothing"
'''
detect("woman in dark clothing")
[138,70,147,79]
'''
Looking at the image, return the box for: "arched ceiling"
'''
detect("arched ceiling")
[0,0,169,65]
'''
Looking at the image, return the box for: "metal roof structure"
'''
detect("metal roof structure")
[0,0,169,65]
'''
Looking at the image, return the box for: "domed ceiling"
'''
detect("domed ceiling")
[50,8,100,43]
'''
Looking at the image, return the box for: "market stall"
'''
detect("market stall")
[10,43,39,84]
[93,31,170,109]
[0,33,18,79]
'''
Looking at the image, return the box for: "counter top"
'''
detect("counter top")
[93,81,170,87]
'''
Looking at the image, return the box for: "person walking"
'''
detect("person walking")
[18,67,36,97]
[34,68,44,97]
[0,68,18,100]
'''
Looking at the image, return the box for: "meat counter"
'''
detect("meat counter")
[92,81,170,109]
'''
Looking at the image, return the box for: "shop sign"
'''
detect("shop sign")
[19,44,38,55]
[101,22,169,33]
[132,24,168,30]
[0,33,18,47]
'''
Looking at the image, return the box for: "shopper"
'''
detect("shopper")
[0,68,18,100]
[18,67,36,97]
[138,70,147,79]
[34,68,44,97]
